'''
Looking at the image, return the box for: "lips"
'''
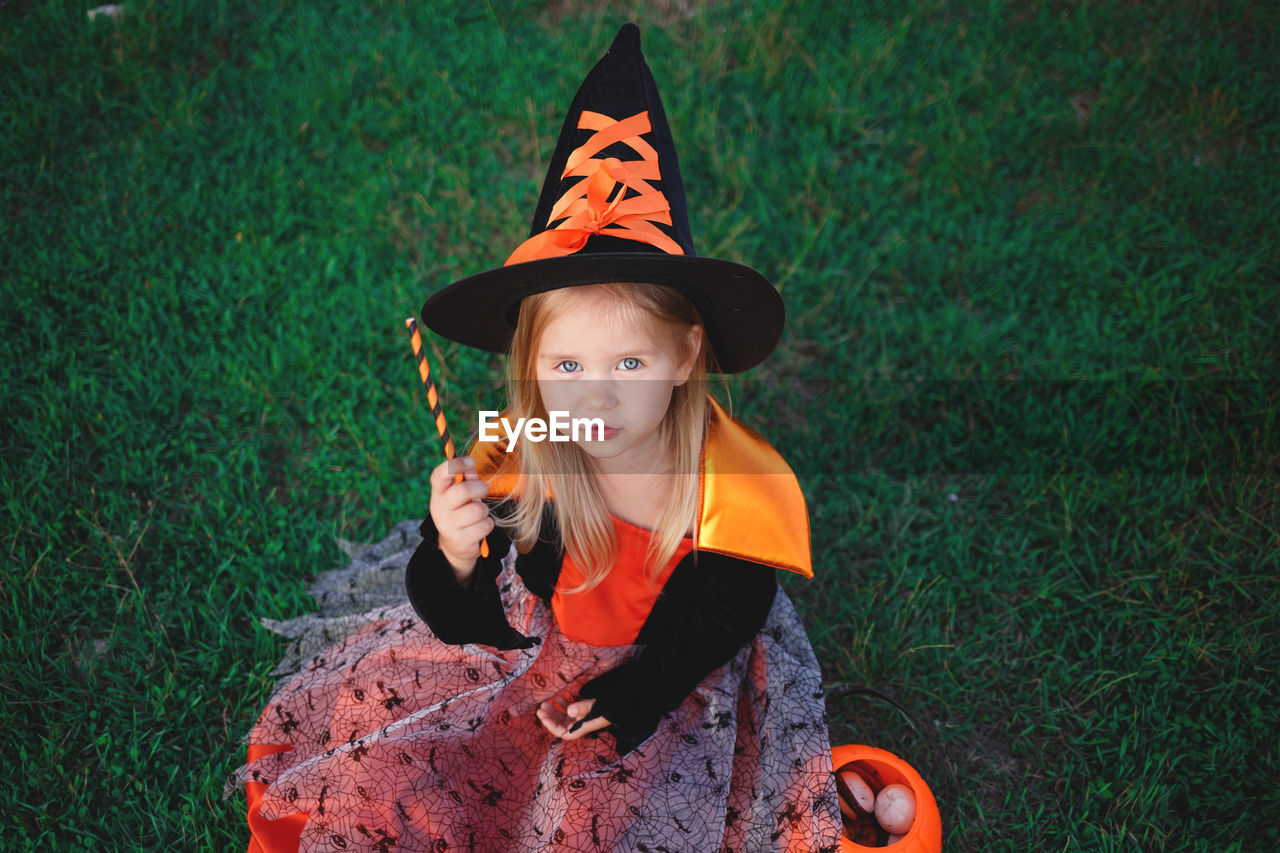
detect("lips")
[598,426,621,440]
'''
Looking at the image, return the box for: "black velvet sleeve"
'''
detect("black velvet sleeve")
[403,511,541,651]
[577,551,778,753]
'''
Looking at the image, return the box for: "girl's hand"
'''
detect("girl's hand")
[428,457,493,583]
[536,695,610,741]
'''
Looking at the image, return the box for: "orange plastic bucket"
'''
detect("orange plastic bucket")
[831,744,942,852]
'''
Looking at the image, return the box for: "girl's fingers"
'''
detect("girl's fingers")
[535,702,570,738]
[428,456,477,491]
[429,460,488,523]
[463,510,496,531]
[535,698,605,741]
[428,458,457,491]
[450,504,492,540]
[455,515,495,544]
[536,699,578,736]
[560,715,609,741]
[436,478,490,510]
[466,501,495,526]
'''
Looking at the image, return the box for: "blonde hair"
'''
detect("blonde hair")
[496,282,711,592]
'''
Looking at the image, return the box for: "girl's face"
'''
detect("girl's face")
[534,290,700,473]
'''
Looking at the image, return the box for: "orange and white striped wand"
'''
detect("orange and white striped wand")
[405,317,488,558]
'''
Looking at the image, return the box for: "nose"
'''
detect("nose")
[579,379,618,413]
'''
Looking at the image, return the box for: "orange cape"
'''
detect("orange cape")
[469,396,812,578]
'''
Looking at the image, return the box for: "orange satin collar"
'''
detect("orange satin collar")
[696,397,813,578]
[467,397,813,578]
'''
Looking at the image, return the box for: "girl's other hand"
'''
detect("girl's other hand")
[536,695,610,741]
[428,456,493,582]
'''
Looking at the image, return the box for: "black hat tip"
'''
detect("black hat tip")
[611,23,641,54]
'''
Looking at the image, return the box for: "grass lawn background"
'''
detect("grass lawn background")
[3,0,1277,849]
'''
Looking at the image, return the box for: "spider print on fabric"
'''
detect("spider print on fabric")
[228,521,842,850]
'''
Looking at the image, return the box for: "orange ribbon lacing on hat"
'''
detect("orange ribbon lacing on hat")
[504,110,685,266]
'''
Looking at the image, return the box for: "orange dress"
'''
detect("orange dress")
[552,515,693,646]
[233,401,838,852]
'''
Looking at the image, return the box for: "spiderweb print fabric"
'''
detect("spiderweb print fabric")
[227,521,843,852]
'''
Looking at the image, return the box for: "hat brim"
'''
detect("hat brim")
[421,253,783,374]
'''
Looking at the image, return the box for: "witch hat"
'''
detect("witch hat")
[421,23,782,373]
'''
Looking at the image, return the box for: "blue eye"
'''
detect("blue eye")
[555,360,581,373]
[619,357,642,371]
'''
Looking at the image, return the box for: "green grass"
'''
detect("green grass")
[2,0,1277,849]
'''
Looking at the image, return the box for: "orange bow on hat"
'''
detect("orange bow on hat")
[505,111,684,266]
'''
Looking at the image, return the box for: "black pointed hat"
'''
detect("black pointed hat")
[421,23,782,373]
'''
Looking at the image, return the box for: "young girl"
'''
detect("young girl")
[232,24,843,852]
